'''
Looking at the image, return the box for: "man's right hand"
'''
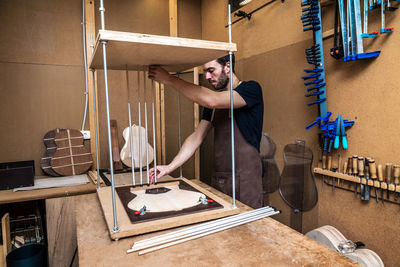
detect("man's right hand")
[149,165,173,184]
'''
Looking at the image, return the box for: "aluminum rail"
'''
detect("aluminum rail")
[135,210,280,255]
[132,206,275,247]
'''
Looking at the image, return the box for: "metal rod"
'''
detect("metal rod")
[128,103,135,186]
[145,102,150,185]
[143,69,150,185]
[81,0,89,131]
[89,34,101,190]
[228,4,236,209]
[99,0,119,233]
[132,209,277,252]
[177,73,183,177]
[138,102,143,186]
[152,102,157,184]
[135,210,280,255]
[133,206,274,248]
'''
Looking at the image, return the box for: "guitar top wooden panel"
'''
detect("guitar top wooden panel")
[51,129,93,176]
[40,128,65,177]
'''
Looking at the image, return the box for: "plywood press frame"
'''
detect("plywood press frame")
[89,30,237,72]
[96,177,240,240]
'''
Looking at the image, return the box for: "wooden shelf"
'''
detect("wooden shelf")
[89,30,237,72]
[314,168,400,193]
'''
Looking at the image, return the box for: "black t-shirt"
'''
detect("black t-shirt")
[202,81,264,151]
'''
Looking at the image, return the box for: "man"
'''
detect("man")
[147,55,264,208]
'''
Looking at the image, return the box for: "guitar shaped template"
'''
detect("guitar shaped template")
[120,124,154,168]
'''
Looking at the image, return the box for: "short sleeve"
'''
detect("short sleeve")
[234,81,262,108]
[201,107,213,121]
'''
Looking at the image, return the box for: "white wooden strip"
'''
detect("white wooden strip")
[134,211,280,255]
[131,209,276,252]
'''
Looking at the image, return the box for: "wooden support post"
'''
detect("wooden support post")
[85,0,100,169]
[160,0,178,165]
[169,0,178,37]
[193,67,200,179]
[46,197,77,267]
[1,213,11,266]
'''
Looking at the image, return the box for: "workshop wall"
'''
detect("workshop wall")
[95,0,202,179]
[201,0,400,266]
[0,0,86,175]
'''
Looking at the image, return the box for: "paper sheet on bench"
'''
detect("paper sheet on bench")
[13,175,89,192]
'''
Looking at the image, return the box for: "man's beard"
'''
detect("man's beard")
[214,72,229,91]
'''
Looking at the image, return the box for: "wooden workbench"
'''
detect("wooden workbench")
[0,177,96,267]
[75,180,358,266]
[0,178,96,204]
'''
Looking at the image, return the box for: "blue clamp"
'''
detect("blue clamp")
[307,82,326,92]
[361,32,378,38]
[135,205,147,216]
[304,78,324,86]
[305,90,324,97]
[302,73,321,80]
[307,98,326,106]
[305,112,331,130]
[304,68,323,73]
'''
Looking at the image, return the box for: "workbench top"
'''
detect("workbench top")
[75,180,358,266]
[0,177,96,204]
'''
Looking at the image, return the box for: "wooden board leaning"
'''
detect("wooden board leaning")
[96,177,241,240]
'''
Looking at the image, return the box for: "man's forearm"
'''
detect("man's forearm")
[167,132,202,172]
[165,76,216,108]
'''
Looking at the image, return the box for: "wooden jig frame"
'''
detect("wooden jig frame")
[86,0,239,239]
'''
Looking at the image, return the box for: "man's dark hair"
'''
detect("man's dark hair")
[216,54,235,73]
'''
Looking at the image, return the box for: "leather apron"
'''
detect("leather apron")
[211,109,263,209]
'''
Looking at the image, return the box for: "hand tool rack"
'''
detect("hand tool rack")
[88,1,241,239]
[314,168,400,204]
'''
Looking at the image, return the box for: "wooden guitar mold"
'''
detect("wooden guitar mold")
[120,124,153,168]
[40,128,65,176]
[50,129,93,176]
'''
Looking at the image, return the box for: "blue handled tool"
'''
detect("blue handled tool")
[334,115,341,149]
[340,115,348,149]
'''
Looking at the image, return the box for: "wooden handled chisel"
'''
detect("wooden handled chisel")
[358,157,364,199]
[386,163,392,199]
[377,164,384,205]
[393,165,400,201]
[362,158,370,201]
[369,159,378,203]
